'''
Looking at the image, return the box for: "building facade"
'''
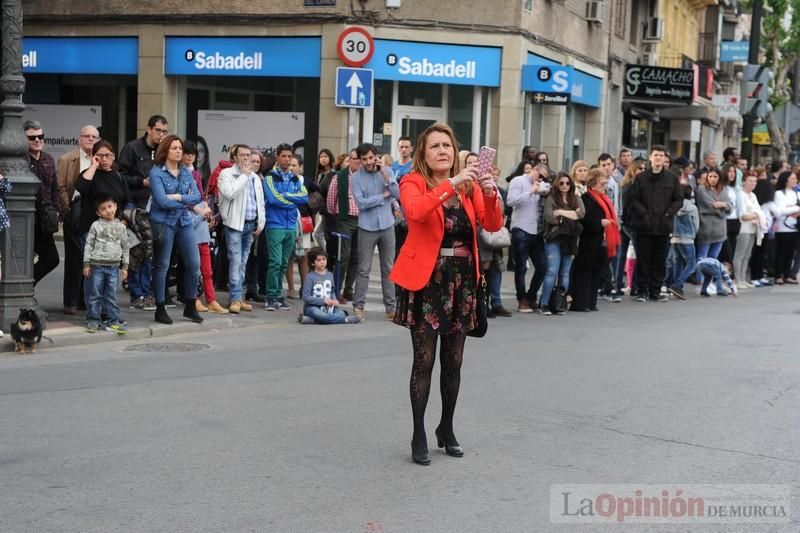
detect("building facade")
[21,0,745,171]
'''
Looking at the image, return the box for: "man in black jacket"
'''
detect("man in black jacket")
[117,114,167,310]
[117,114,168,209]
[23,120,61,286]
[624,145,682,302]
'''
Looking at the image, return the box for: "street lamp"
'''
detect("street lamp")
[0,0,44,330]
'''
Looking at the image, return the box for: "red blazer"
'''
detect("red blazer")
[390,172,503,291]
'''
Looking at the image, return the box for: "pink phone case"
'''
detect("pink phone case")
[476,146,496,178]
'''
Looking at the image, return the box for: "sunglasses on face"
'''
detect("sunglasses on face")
[27,134,44,141]
[558,181,570,186]
[538,158,548,163]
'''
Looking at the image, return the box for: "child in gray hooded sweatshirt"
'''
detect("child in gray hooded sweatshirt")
[83,194,129,333]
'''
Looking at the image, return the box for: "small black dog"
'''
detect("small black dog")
[10,308,42,354]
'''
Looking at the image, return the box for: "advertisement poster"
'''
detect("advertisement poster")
[22,104,102,160]
[197,110,306,165]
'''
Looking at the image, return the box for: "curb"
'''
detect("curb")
[1,316,236,354]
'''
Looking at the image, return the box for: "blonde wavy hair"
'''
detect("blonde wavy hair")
[412,123,473,195]
[570,160,589,183]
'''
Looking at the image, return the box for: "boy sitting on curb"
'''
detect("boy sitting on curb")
[299,247,360,324]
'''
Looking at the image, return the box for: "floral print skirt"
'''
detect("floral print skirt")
[393,255,476,335]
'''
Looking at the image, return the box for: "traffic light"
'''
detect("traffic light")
[741,64,774,119]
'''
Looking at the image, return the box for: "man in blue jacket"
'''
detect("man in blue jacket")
[264,143,308,311]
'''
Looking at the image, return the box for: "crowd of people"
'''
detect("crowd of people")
[9,116,423,332]
[4,115,800,336]
[494,144,800,315]
[5,116,800,466]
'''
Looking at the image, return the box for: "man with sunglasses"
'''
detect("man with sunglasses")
[23,120,61,286]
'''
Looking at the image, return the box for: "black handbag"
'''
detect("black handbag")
[38,200,60,234]
[467,274,488,338]
[64,197,81,232]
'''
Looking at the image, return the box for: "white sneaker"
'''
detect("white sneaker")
[706,284,717,295]
[0,329,3,338]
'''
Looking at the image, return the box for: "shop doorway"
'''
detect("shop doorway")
[397,106,443,144]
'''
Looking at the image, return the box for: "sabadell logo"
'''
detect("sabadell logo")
[184,49,263,70]
[386,53,476,79]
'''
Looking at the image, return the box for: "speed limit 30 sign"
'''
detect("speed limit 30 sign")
[336,27,375,67]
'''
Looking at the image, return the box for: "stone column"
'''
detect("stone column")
[0,0,44,330]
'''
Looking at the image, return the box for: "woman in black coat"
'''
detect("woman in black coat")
[571,168,612,312]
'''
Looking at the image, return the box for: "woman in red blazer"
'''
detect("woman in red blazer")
[390,123,502,466]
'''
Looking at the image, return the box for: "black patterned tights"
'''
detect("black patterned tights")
[409,327,466,446]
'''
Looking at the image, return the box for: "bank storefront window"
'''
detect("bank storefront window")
[166,36,321,171]
[524,53,603,169]
[364,39,501,157]
[22,37,139,159]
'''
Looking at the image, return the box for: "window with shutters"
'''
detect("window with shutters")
[614,0,628,39]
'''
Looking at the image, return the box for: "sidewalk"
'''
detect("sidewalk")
[0,242,290,353]
[3,242,518,353]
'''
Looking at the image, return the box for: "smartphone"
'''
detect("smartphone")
[475,146,497,178]
[375,164,382,173]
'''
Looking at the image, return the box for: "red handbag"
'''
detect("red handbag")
[300,215,313,234]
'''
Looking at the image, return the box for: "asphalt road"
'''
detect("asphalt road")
[1,286,799,532]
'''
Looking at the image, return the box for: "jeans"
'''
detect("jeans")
[303,305,348,324]
[486,264,502,307]
[669,243,696,290]
[696,240,723,261]
[152,221,199,304]
[541,242,574,307]
[225,221,256,302]
[697,262,727,294]
[612,226,633,294]
[128,260,152,299]
[266,228,296,300]
[511,228,546,304]
[353,227,396,311]
[86,265,121,325]
[696,240,723,285]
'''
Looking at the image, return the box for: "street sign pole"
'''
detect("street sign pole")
[741,0,763,166]
[347,108,358,151]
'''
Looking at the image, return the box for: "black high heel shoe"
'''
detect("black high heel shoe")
[435,426,464,457]
[411,437,431,466]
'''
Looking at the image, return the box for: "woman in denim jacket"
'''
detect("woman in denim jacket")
[149,135,203,325]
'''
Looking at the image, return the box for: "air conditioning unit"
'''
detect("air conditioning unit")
[642,53,657,66]
[585,1,605,23]
[642,17,664,42]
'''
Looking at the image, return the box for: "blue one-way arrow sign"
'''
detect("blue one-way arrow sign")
[335,67,373,108]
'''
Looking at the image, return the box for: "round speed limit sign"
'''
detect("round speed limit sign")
[336,27,375,67]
